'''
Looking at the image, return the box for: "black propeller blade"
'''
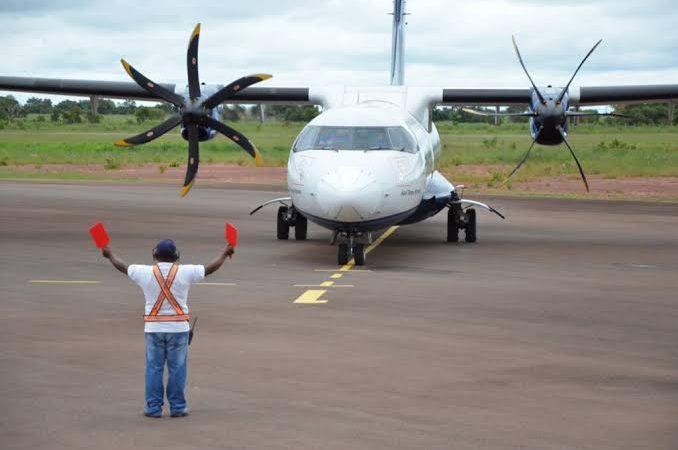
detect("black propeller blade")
[557,126,589,192]
[182,124,200,197]
[115,23,272,196]
[204,117,262,165]
[556,39,602,104]
[187,24,201,101]
[202,74,272,110]
[501,126,542,187]
[566,111,629,119]
[115,115,182,147]
[512,36,546,105]
[462,107,536,118]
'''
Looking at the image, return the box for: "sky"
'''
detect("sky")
[1,0,677,103]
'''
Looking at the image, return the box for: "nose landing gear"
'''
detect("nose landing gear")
[277,206,308,240]
[334,232,370,266]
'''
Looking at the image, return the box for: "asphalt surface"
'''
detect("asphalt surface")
[1,181,677,450]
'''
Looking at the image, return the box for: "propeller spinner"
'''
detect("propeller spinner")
[114,23,270,196]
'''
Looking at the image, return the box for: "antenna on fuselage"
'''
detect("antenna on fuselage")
[389,0,407,86]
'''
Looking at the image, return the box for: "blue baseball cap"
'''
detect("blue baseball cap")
[154,239,178,259]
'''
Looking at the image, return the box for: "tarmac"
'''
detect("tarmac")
[1,181,677,450]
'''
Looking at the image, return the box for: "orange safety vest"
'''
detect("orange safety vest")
[143,264,190,322]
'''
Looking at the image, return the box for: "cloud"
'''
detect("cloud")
[1,0,676,103]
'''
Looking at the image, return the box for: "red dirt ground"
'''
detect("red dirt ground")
[7,163,678,201]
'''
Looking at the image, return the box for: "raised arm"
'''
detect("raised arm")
[204,245,235,276]
[102,247,129,275]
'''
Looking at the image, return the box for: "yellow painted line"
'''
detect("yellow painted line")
[314,269,371,273]
[366,226,400,255]
[293,284,354,288]
[294,226,399,305]
[294,290,328,304]
[30,280,100,284]
[196,282,237,286]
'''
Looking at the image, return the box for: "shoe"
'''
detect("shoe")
[170,409,189,417]
[143,411,162,418]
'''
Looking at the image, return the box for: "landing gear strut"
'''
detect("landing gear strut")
[334,232,370,266]
[447,204,477,243]
[277,206,307,241]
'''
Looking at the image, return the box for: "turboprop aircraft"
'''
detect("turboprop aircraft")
[1,0,677,265]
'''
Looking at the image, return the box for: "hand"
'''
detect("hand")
[224,244,235,258]
[102,247,112,259]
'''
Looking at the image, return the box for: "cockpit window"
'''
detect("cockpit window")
[293,126,417,153]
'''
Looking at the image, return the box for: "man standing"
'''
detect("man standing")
[102,239,234,418]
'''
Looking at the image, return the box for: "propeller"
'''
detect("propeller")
[114,23,271,197]
[501,36,626,192]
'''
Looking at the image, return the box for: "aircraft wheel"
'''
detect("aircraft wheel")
[447,207,460,242]
[277,206,289,240]
[353,244,366,266]
[337,244,350,265]
[465,208,477,243]
[294,214,308,240]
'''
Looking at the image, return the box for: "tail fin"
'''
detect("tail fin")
[389,0,407,86]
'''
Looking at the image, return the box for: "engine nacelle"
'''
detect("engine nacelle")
[181,126,217,141]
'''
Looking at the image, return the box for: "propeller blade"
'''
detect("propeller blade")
[462,107,536,117]
[556,39,602,104]
[181,124,200,197]
[557,127,589,192]
[566,111,629,119]
[204,117,263,166]
[120,59,185,107]
[187,23,201,101]
[501,127,542,187]
[114,114,182,147]
[201,74,272,110]
[512,36,546,105]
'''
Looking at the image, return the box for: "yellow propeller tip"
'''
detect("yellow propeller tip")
[120,59,133,77]
[114,139,133,147]
[191,23,201,40]
[180,181,195,197]
[256,74,273,81]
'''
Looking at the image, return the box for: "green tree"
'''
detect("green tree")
[24,97,53,114]
[135,106,166,124]
[0,95,23,119]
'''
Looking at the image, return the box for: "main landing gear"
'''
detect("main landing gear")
[277,206,307,241]
[333,232,371,266]
[447,204,477,243]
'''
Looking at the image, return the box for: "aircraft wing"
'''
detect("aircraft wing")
[438,84,678,106]
[0,76,313,105]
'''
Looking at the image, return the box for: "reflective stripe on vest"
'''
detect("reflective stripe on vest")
[143,263,190,322]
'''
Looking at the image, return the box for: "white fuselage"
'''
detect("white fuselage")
[287,101,441,231]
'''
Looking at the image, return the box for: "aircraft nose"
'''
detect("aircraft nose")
[318,166,383,222]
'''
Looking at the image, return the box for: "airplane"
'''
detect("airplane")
[1,0,677,265]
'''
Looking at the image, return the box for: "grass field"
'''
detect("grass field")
[0,115,676,186]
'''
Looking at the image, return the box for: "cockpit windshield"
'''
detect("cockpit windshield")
[293,126,417,153]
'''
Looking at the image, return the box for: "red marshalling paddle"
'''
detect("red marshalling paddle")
[226,223,238,247]
[89,222,110,249]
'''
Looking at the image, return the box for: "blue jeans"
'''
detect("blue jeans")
[144,332,189,415]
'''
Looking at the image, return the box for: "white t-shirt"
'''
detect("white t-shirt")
[128,262,205,333]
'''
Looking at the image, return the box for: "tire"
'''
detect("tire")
[277,206,289,240]
[465,208,477,243]
[337,244,350,265]
[294,214,308,241]
[447,207,460,242]
[353,244,366,266]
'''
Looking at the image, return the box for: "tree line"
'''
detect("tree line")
[0,94,674,126]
